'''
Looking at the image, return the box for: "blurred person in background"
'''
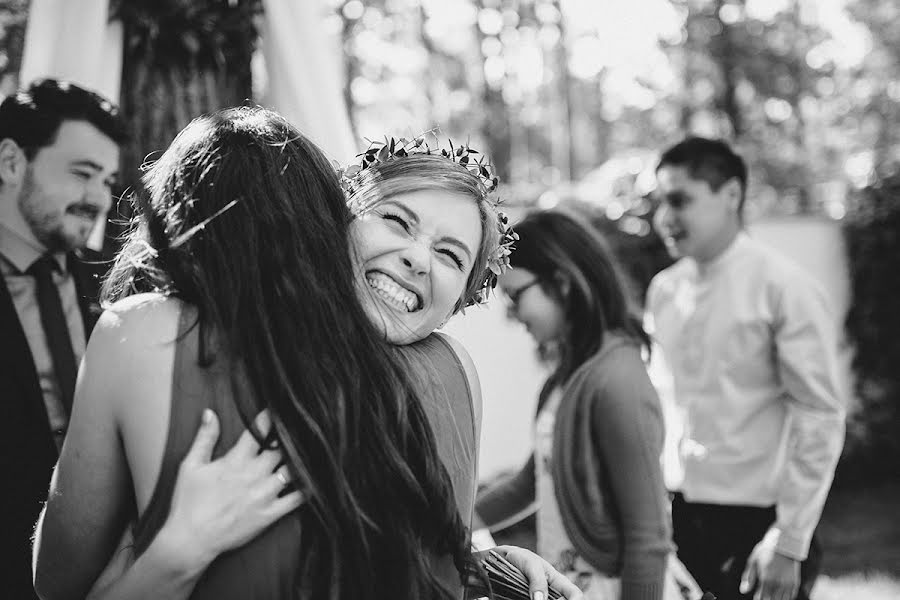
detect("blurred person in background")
[475,210,690,600]
[647,137,845,600]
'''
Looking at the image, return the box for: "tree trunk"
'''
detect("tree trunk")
[474,0,512,184]
[710,0,743,138]
[112,13,255,247]
[119,56,252,185]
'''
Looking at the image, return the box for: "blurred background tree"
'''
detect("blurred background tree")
[0,0,29,96]
[329,0,885,220]
[327,0,881,293]
[111,0,262,205]
[3,0,899,481]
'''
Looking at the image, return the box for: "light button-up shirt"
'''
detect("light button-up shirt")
[646,233,845,560]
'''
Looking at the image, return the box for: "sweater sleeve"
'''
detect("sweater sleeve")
[473,455,537,532]
[589,347,672,600]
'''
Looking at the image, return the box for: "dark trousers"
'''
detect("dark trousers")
[672,493,822,600]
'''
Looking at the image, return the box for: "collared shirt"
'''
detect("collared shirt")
[0,223,86,449]
[646,232,845,561]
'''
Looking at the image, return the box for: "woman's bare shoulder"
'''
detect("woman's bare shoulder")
[86,293,184,398]
[90,293,186,351]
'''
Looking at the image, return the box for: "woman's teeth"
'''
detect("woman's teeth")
[367,273,419,312]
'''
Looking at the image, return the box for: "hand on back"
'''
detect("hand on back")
[159,409,304,568]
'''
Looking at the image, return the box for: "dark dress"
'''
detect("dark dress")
[131,306,477,599]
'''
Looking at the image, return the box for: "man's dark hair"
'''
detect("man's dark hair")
[0,78,127,159]
[657,136,748,212]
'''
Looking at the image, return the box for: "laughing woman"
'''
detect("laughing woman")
[32,114,579,600]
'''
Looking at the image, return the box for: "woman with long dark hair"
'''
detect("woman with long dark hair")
[475,210,688,600]
[33,110,578,600]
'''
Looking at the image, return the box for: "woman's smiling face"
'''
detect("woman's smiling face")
[350,189,482,345]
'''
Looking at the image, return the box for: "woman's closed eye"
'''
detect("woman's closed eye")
[437,248,464,269]
[381,211,410,232]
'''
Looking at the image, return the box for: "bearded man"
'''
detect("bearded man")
[0,78,126,599]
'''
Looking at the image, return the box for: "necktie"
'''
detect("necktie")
[27,254,77,416]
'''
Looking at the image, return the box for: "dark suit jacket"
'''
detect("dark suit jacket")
[0,248,107,599]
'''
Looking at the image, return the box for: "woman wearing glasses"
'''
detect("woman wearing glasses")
[475,210,689,600]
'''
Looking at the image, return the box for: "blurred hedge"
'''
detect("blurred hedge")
[563,200,673,306]
[838,172,900,484]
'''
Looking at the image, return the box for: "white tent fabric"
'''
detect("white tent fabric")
[19,0,122,101]
[260,0,357,162]
[19,0,358,248]
[20,0,357,161]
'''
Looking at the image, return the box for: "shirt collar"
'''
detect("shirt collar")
[695,231,749,278]
[0,223,68,274]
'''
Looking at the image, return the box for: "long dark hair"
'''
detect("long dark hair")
[510,210,649,397]
[102,107,475,599]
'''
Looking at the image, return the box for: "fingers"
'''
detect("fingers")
[754,576,783,600]
[183,409,220,466]
[229,409,274,459]
[740,558,758,596]
[259,465,295,498]
[753,579,766,600]
[545,568,582,600]
[495,547,549,600]
[766,579,797,600]
[254,446,284,474]
[523,562,549,600]
[212,409,288,484]
[266,489,305,520]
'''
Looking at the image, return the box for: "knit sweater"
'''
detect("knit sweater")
[476,334,673,600]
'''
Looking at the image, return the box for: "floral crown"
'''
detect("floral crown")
[334,132,517,307]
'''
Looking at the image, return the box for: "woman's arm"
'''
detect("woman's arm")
[473,456,538,532]
[33,307,157,600]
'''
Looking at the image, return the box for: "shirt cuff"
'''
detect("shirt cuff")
[768,526,810,561]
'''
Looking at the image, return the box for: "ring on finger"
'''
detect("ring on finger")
[275,468,289,487]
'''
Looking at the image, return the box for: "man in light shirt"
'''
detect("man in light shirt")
[646,137,845,600]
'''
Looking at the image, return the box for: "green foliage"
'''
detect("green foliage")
[839,172,900,483]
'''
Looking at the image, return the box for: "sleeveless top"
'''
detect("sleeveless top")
[131,306,477,599]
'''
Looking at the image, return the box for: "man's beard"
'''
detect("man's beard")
[17,172,86,253]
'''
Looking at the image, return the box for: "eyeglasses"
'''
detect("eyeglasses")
[505,279,541,309]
